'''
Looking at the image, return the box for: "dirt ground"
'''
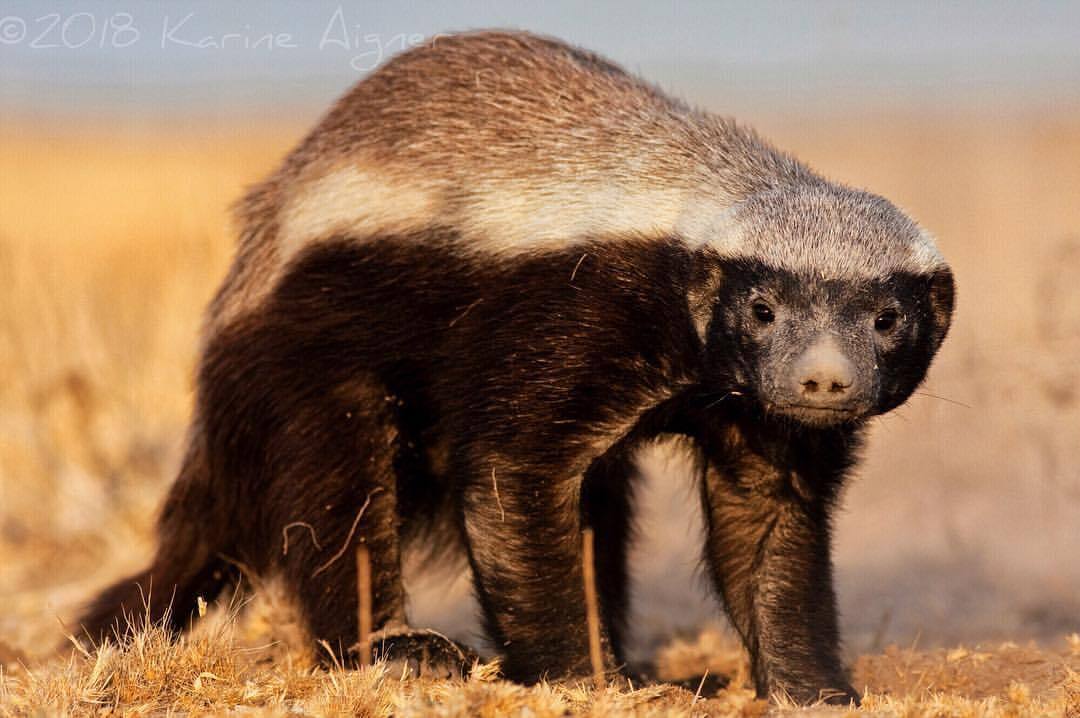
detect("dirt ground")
[1,109,1079,714]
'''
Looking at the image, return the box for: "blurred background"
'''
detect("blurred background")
[2,0,1078,662]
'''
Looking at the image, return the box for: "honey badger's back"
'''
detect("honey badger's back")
[212,31,810,328]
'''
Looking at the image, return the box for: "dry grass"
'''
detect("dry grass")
[1,111,1079,715]
[1,607,1077,716]
[0,587,767,717]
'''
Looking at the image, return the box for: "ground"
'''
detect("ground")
[1,602,1078,715]
[1,110,1079,715]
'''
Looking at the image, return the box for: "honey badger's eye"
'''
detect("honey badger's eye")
[875,309,899,332]
[751,302,775,324]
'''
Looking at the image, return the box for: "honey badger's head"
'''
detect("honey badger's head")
[695,182,955,427]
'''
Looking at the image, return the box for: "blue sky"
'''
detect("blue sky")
[3,1,1080,121]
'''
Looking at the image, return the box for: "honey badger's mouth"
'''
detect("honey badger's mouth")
[767,402,866,426]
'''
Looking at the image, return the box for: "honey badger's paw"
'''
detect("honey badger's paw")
[354,626,480,679]
[820,685,861,707]
[782,683,861,707]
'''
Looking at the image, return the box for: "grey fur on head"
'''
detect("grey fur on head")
[678,182,944,281]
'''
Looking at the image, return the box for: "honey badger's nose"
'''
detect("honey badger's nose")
[792,337,856,402]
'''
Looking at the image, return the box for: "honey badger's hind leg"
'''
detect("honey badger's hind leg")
[75,425,237,647]
[196,242,480,676]
[256,375,477,676]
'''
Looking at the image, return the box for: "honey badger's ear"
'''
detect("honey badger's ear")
[687,247,724,340]
[926,267,955,352]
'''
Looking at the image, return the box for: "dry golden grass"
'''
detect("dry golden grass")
[1,608,1077,716]
[2,112,1079,715]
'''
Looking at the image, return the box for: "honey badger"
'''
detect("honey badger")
[80,31,954,704]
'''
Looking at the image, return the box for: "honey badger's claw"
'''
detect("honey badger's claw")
[819,684,861,707]
[352,627,480,679]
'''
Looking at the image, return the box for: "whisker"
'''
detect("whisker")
[704,390,743,410]
[914,391,972,409]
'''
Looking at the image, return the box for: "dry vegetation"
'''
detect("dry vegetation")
[1,111,1079,715]
[1,607,1077,716]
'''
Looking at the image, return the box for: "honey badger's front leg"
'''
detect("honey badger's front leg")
[696,414,861,705]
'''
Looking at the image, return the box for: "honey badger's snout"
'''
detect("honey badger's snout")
[770,335,873,423]
[792,337,855,403]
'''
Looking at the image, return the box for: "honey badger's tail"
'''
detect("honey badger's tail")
[75,425,236,647]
